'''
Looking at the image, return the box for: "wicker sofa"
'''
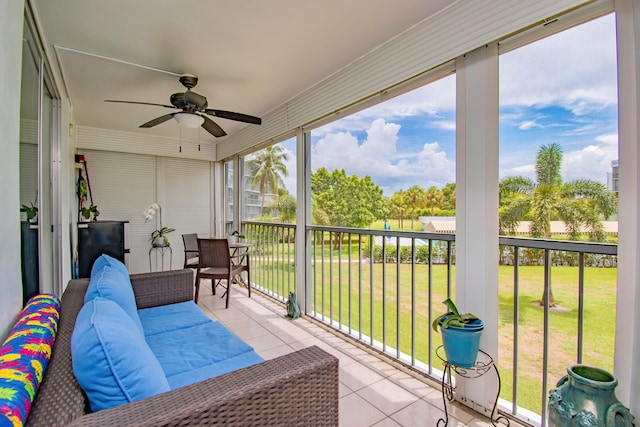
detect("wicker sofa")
[26,269,339,426]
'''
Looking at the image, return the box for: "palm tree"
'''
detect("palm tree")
[499,143,617,306]
[404,185,427,230]
[388,190,408,228]
[246,146,289,214]
[425,186,444,216]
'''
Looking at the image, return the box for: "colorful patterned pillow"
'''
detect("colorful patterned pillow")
[0,294,61,427]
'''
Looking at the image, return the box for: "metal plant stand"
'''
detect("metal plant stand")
[149,243,172,272]
[435,346,510,427]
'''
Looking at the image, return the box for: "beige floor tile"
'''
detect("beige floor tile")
[243,333,287,354]
[230,322,272,342]
[340,392,386,427]
[356,378,421,416]
[305,340,358,367]
[339,382,352,398]
[258,344,296,360]
[390,398,450,426]
[341,362,385,392]
[371,417,402,427]
[389,371,438,398]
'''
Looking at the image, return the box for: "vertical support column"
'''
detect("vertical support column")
[455,43,500,412]
[296,129,312,313]
[614,0,640,413]
[211,161,224,238]
[232,155,241,233]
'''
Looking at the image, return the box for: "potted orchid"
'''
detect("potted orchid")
[144,203,175,247]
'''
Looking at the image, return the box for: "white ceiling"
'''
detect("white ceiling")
[32,0,454,143]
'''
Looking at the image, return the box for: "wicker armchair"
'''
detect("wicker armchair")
[195,238,250,307]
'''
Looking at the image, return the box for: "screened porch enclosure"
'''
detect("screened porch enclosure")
[5,0,640,426]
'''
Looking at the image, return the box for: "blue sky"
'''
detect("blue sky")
[277,13,617,197]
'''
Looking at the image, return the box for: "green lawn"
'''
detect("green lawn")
[252,255,617,415]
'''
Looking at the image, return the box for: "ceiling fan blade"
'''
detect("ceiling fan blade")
[201,116,227,137]
[106,100,176,109]
[204,109,262,125]
[140,113,176,128]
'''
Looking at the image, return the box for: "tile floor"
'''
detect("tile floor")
[196,282,525,427]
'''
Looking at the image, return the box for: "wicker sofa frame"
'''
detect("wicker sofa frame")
[26,269,339,426]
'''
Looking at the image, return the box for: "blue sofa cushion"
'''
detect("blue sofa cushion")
[138,301,212,337]
[84,265,143,334]
[71,298,170,412]
[90,253,129,281]
[145,321,263,387]
[166,351,265,389]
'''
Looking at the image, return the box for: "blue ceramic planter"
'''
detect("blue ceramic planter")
[440,318,484,368]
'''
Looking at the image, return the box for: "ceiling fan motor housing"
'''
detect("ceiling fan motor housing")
[170,91,208,110]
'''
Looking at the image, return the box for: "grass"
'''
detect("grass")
[251,254,617,415]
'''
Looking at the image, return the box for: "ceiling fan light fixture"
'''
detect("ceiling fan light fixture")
[174,112,204,128]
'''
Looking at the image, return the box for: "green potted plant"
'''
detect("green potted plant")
[144,203,175,247]
[80,204,100,222]
[20,202,38,223]
[229,230,245,243]
[432,298,484,368]
[149,227,176,247]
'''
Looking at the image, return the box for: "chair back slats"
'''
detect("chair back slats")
[182,233,200,268]
[183,233,199,252]
[197,239,231,269]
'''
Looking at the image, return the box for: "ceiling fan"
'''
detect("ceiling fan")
[105,74,261,137]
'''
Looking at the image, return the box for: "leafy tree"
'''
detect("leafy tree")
[311,167,387,248]
[425,186,444,216]
[499,143,617,306]
[246,146,289,214]
[441,183,456,211]
[404,185,427,229]
[267,189,297,223]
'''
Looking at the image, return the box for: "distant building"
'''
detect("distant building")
[420,218,618,236]
[609,159,619,193]
[224,161,279,221]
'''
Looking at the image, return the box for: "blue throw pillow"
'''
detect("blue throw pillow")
[90,253,129,280]
[71,298,170,412]
[84,265,143,334]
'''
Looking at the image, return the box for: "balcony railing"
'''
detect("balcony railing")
[242,221,618,427]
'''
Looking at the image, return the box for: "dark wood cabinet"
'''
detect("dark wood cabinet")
[77,221,129,278]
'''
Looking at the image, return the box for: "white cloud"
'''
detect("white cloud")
[519,120,542,130]
[312,119,454,194]
[500,14,617,113]
[433,120,456,131]
[562,136,618,184]
[500,164,535,181]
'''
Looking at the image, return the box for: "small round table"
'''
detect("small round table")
[435,346,510,426]
[149,243,172,271]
